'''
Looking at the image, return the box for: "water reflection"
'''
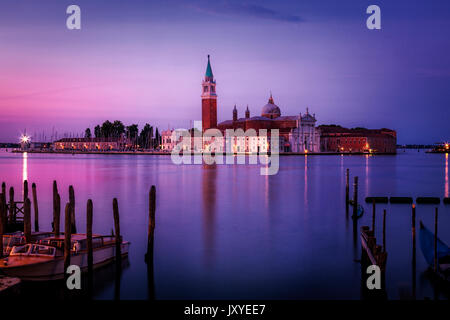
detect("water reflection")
[365,155,369,196]
[445,153,448,198]
[304,155,308,206]
[22,152,28,182]
[202,164,217,267]
[1,151,449,300]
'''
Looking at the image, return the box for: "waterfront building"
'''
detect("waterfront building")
[161,129,175,152]
[319,125,397,153]
[289,110,321,153]
[53,137,127,151]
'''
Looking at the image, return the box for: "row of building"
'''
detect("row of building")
[25,56,396,154]
[160,55,396,154]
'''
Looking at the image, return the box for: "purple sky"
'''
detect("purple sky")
[0,0,449,144]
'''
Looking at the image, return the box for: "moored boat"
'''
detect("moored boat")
[0,234,130,281]
[419,221,450,280]
[2,231,55,257]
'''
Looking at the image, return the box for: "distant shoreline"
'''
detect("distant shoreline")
[9,149,397,156]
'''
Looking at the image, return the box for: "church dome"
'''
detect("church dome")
[261,94,281,119]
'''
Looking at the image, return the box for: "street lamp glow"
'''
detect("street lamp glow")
[20,134,30,143]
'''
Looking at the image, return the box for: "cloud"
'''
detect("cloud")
[189,1,303,24]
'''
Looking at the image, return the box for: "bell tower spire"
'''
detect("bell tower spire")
[202,55,217,131]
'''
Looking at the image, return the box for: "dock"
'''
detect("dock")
[0,276,21,296]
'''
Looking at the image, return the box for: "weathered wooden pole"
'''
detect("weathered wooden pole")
[23,180,28,202]
[0,192,6,229]
[345,169,349,211]
[147,186,156,259]
[147,186,156,300]
[53,180,58,208]
[382,209,386,252]
[434,207,438,273]
[64,203,72,282]
[113,198,122,301]
[412,204,416,299]
[1,182,6,223]
[113,198,121,262]
[9,187,14,223]
[54,193,61,236]
[412,205,416,256]
[0,195,4,258]
[372,199,376,233]
[24,198,32,243]
[352,176,358,217]
[69,185,77,234]
[86,199,93,296]
[32,183,39,232]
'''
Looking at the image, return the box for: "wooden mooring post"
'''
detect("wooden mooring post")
[112,198,121,301]
[69,185,77,234]
[64,203,72,283]
[53,180,58,207]
[372,200,376,234]
[113,198,121,262]
[345,169,349,213]
[0,192,6,230]
[147,185,156,300]
[23,180,28,202]
[411,204,416,298]
[353,176,358,218]
[382,209,386,252]
[1,182,5,197]
[24,198,31,243]
[32,183,39,232]
[9,187,15,223]
[54,193,61,236]
[147,186,156,261]
[0,194,4,259]
[86,199,93,296]
[434,207,438,273]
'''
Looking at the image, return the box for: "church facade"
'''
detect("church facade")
[202,56,320,153]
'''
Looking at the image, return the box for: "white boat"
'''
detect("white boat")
[2,232,55,257]
[0,234,130,281]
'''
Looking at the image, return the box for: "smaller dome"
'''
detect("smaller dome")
[261,95,281,119]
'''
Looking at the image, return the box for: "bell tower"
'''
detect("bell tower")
[202,55,217,131]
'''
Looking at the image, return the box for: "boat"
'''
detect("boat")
[2,231,55,257]
[0,234,130,281]
[426,142,449,154]
[419,221,450,280]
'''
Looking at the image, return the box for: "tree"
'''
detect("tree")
[101,120,113,138]
[85,128,92,138]
[112,120,125,138]
[94,125,102,138]
[154,127,161,149]
[139,123,153,149]
[126,124,139,148]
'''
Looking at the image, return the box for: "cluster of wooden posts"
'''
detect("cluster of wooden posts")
[345,168,445,297]
[0,180,157,296]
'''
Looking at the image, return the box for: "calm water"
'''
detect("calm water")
[0,149,449,300]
